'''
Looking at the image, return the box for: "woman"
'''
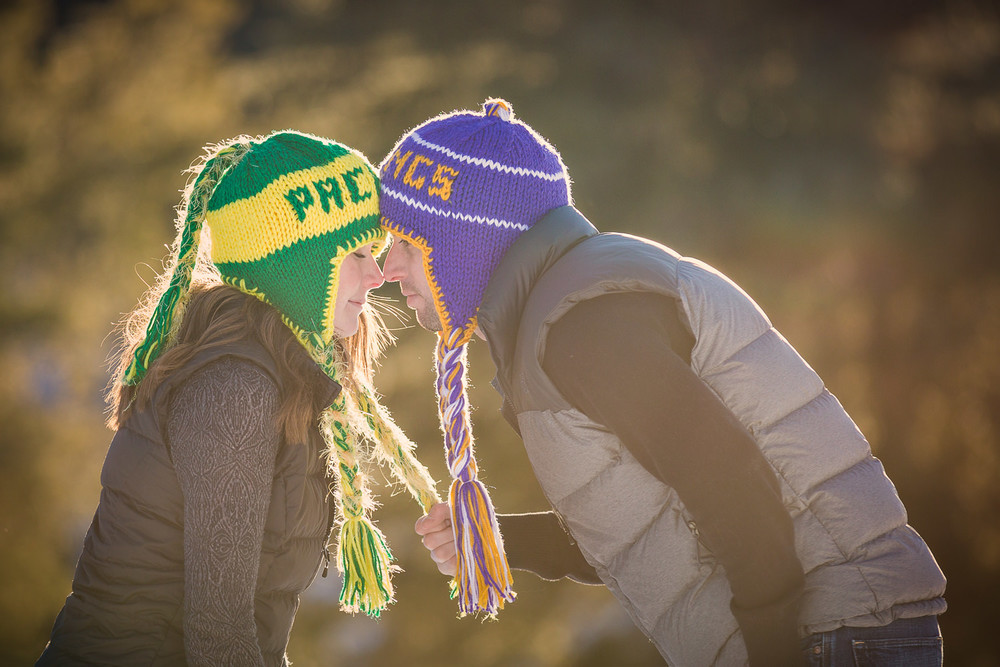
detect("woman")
[37,131,440,666]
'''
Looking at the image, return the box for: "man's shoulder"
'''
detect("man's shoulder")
[522,232,683,322]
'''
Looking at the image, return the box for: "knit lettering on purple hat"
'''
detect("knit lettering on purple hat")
[379,98,571,337]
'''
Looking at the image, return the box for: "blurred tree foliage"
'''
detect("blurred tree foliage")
[1,0,998,664]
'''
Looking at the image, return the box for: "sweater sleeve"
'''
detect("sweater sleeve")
[498,511,602,584]
[168,356,281,667]
[541,292,806,667]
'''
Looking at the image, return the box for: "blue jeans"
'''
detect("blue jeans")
[801,616,942,666]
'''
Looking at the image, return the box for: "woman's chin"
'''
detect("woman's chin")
[333,318,360,338]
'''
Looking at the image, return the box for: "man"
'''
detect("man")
[380,98,946,665]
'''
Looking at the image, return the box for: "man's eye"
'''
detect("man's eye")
[353,251,366,258]
[396,238,410,248]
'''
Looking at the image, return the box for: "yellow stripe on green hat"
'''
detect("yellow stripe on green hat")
[208,156,379,265]
[204,132,384,351]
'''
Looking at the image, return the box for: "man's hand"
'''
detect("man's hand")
[414,502,457,576]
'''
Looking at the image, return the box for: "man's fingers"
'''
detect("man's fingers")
[414,502,457,575]
[428,501,451,522]
[430,540,457,565]
[415,502,452,535]
[421,528,454,551]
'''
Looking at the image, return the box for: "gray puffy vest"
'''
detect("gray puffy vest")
[480,207,946,666]
[39,340,335,666]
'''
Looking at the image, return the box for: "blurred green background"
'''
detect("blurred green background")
[2,0,998,665]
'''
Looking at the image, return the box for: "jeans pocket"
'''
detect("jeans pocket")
[851,636,943,667]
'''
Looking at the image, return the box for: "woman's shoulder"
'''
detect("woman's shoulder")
[176,338,282,390]
[170,355,281,423]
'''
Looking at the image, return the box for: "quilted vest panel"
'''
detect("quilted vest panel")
[41,341,332,667]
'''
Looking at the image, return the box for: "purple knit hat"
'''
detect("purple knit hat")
[379,99,570,617]
[380,98,571,341]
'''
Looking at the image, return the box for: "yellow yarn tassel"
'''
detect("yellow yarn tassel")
[337,515,397,618]
[322,394,396,618]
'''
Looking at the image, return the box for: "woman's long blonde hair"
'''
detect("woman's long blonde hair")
[105,260,390,445]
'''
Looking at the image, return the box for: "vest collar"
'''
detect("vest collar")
[478,205,599,391]
[311,363,343,412]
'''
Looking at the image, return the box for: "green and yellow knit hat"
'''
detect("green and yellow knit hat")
[208,130,386,353]
[122,130,440,618]
[124,130,385,382]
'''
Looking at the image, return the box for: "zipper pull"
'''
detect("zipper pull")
[321,546,331,578]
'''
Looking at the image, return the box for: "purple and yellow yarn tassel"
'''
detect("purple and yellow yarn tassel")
[449,475,515,615]
[437,328,516,615]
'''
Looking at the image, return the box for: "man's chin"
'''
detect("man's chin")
[415,308,443,332]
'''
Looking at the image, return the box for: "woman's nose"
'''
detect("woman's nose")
[365,254,385,290]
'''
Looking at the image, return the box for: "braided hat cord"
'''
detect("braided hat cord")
[353,385,441,513]
[123,142,251,385]
[379,98,570,615]
[437,328,515,614]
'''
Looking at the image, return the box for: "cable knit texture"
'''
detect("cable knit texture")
[169,357,280,666]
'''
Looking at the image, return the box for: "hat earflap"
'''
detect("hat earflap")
[436,328,516,615]
[122,141,251,386]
